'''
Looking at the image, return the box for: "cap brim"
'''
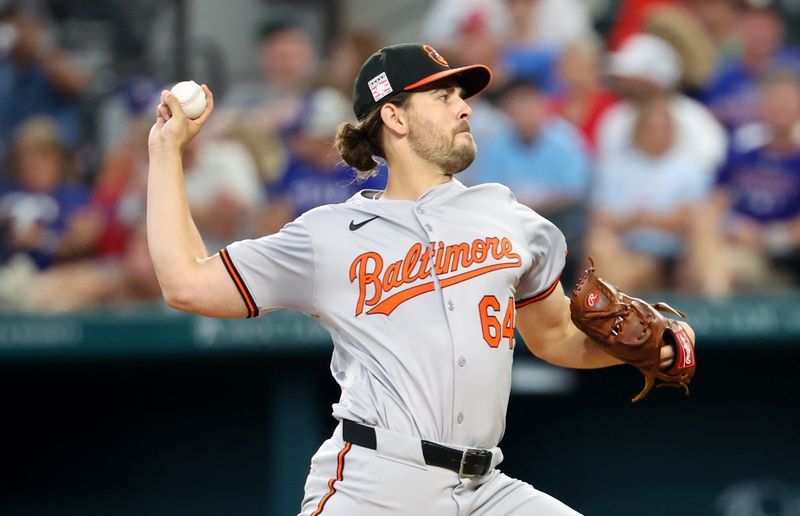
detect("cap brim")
[403,64,492,99]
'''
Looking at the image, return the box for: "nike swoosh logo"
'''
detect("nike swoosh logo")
[349,216,379,231]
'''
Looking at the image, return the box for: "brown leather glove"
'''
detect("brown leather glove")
[570,258,696,403]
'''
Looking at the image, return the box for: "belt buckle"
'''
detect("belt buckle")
[458,448,492,478]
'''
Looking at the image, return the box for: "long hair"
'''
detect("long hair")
[334,92,412,181]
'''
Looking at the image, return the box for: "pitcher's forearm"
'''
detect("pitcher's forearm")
[518,292,623,370]
[560,327,623,369]
[147,145,209,293]
[530,321,623,369]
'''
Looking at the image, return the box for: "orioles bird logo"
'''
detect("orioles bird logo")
[423,44,448,67]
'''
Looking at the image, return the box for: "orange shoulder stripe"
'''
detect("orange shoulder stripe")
[515,275,561,308]
[219,248,259,318]
[312,441,352,515]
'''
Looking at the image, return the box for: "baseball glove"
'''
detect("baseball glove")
[569,258,696,403]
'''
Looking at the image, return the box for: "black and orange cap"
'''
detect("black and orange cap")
[352,43,492,121]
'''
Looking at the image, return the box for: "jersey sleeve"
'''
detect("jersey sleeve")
[220,215,316,317]
[511,194,567,307]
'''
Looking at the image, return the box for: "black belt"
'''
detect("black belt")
[342,419,493,478]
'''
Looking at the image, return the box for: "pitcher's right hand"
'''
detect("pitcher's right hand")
[148,84,214,154]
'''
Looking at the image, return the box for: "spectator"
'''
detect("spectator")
[475,77,591,208]
[499,0,562,94]
[643,2,719,96]
[588,95,715,292]
[422,0,592,51]
[548,37,617,152]
[0,222,162,312]
[0,117,98,269]
[422,0,593,94]
[597,33,727,180]
[473,77,591,283]
[701,4,800,133]
[91,113,151,258]
[259,87,385,234]
[221,121,288,187]
[183,136,264,252]
[607,0,677,51]
[95,73,162,155]
[503,0,592,50]
[324,30,383,99]
[96,110,265,257]
[421,0,507,52]
[685,0,741,53]
[696,69,800,295]
[210,11,319,137]
[0,5,91,157]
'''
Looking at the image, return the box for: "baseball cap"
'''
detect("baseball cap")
[352,43,492,120]
[608,34,682,89]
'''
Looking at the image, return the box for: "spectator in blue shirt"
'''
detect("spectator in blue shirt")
[701,5,800,133]
[259,87,386,233]
[473,77,591,283]
[697,69,800,295]
[474,78,591,205]
[0,7,91,157]
[0,117,97,269]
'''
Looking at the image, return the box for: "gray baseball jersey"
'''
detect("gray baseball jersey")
[221,179,566,449]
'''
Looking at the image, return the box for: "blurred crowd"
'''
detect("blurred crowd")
[2,0,800,313]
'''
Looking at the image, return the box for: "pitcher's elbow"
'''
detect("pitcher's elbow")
[161,284,197,313]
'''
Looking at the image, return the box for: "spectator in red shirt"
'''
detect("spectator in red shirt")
[608,0,678,51]
[548,38,617,152]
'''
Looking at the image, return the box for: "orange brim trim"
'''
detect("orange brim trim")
[515,275,561,308]
[220,248,259,318]
[403,64,492,95]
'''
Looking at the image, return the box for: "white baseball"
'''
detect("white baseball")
[170,80,207,119]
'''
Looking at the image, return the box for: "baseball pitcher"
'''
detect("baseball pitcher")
[147,43,696,515]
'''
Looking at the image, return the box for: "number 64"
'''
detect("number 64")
[478,295,515,349]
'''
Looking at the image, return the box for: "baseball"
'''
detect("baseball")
[170,80,207,119]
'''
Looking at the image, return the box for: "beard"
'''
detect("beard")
[407,112,477,175]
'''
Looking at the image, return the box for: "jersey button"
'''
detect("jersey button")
[458,356,466,367]
[457,412,464,424]
[416,206,425,214]
[424,223,433,231]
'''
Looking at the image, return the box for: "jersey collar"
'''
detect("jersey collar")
[354,178,466,205]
